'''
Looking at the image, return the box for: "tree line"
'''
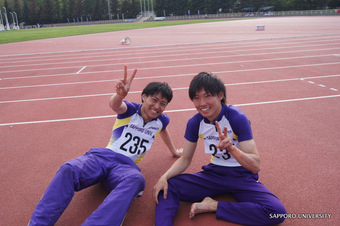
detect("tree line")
[1,0,339,26]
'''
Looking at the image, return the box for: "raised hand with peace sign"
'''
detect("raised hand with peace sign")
[115,65,137,98]
[110,65,138,114]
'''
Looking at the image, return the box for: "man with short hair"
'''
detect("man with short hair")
[153,72,286,226]
[29,65,182,226]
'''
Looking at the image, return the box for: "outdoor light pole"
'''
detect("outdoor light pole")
[143,0,146,16]
[107,0,112,20]
[10,12,15,29]
[0,9,3,30]
[3,7,10,30]
[151,0,154,13]
[13,12,19,30]
[140,0,153,17]
[140,0,142,17]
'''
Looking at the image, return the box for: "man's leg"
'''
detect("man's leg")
[187,166,286,225]
[82,163,145,226]
[189,197,218,218]
[29,150,108,226]
[216,175,286,225]
[155,170,224,226]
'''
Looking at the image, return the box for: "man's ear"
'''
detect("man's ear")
[141,94,146,103]
[218,92,224,100]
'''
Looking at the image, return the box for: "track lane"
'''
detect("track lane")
[1,17,339,226]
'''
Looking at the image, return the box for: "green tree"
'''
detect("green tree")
[328,0,340,8]
[83,0,95,19]
[73,0,83,18]
[93,0,107,20]
[111,0,120,18]
[68,0,75,18]
[40,0,54,24]
[53,0,62,23]
[190,0,208,14]
[22,0,30,24]
[155,0,175,16]
[28,0,39,25]
[2,0,338,26]
[13,0,21,23]
[121,0,139,18]
[61,0,69,22]
[289,0,328,10]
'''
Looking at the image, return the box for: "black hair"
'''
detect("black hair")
[142,82,173,103]
[188,72,226,105]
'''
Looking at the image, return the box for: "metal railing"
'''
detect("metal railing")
[157,9,339,21]
[15,9,339,29]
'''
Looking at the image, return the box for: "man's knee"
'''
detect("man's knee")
[267,202,287,225]
[55,163,82,190]
[127,173,145,188]
[57,163,77,180]
[58,163,74,173]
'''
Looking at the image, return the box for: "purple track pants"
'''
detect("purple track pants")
[29,147,145,226]
[155,164,286,226]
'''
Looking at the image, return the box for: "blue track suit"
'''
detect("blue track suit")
[155,105,286,225]
[29,101,170,226]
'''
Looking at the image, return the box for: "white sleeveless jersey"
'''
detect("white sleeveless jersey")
[185,105,253,167]
[106,101,169,163]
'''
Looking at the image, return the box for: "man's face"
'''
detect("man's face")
[141,93,169,123]
[192,89,223,122]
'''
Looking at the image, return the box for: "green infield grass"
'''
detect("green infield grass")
[0,19,242,44]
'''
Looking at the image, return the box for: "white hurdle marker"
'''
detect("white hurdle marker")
[256,25,265,31]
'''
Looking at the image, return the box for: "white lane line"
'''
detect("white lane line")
[1,62,340,90]
[236,95,340,107]
[1,37,339,66]
[1,33,339,58]
[1,115,115,127]
[0,93,113,104]
[0,91,138,104]
[76,66,86,74]
[0,52,337,75]
[1,75,339,104]
[302,78,339,92]
[0,79,116,90]
[1,94,339,127]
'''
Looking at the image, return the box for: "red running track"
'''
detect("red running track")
[0,16,339,226]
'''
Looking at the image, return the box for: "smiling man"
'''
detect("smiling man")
[29,65,182,226]
[153,72,286,226]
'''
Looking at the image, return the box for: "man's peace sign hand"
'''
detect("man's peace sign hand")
[115,65,137,97]
[215,121,233,151]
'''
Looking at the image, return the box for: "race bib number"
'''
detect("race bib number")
[200,120,240,167]
[207,143,231,160]
[119,132,149,155]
